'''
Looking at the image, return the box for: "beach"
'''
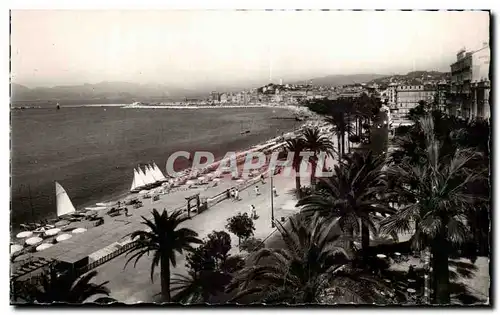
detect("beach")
[10,106,301,233]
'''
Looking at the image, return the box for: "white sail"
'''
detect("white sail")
[153,162,167,181]
[143,166,157,184]
[56,182,76,217]
[131,168,146,191]
[138,167,151,185]
[130,176,136,191]
[147,165,160,183]
[135,168,146,187]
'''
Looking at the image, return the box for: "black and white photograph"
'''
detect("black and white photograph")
[8,9,491,306]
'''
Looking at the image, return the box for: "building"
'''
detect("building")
[392,85,436,120]
[210,91,220,103]
[219,93,228,103]
[449,43,490,119]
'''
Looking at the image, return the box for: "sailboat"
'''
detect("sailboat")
[152,162,167,182]
[55,181,76,217]
[143,165,157,186]
[147,165,160,183]
[130,168,147,193]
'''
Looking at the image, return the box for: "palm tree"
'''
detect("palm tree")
[300,127,335,188]
[124,208,202,302]
[325,112,347,160]
[284,137,306,198]
[171,270,232,304]
[297,151,394,261]
[379,116,484,304]
[22,268,110,303]
[227,217,351,304]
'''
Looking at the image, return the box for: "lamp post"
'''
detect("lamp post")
[270,174,275,228]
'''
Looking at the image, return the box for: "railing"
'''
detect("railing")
[76,241,138,276]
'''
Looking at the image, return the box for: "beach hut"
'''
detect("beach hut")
[56,233,72,242]
[36,243,54,252]
[25,236,43,246]
[16,231,33,239]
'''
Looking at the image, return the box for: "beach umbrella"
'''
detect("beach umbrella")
[10,244,23,254]
[44,228,61,237]
[85,206,107,211]
[72,228,87,234]
[16,231,33,239]
[376,254,387,259]
[36,243,54,252]
[25,237,43,246]
[236,179,245,183]
[56,233,72,242]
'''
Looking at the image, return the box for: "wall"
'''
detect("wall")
[471,47,490,83]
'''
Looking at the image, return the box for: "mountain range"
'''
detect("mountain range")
[10,71,448,106]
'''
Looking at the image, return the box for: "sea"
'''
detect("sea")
[10,106,298,230]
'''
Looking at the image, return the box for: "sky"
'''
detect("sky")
[10,10,490,88]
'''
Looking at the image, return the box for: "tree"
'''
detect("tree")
[380,116,484,304]
[297,150,394,261]
[171,270,232,304]
[227,217,349,304]
[226,213,255,246]
[284,138,306,198]
[173,232,244,304]
[186,231,232,273]
[228,216,393,304]
[21,268,110,303]
[124,208,202,302]
[301,126,335,187]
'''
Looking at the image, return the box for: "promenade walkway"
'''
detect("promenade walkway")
[90,164,312,303]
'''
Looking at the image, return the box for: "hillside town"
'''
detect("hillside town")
[178,43,489,130]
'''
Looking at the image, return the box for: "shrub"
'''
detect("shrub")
[240,237,264,253]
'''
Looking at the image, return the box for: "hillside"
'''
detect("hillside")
[367,71,450,86]
[295,74,388,86]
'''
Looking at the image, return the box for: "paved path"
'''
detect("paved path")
[89,162,318,303]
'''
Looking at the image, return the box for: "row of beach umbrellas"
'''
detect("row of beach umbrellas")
[14,227,88,253]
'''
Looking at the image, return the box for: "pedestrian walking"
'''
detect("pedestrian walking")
[260,174,265,184]
[255,185,261,196]
[234,188,240,201]
[272,186,278,197]
[230,189,235,200]
[124,207,129,217]
[250,204,257,219]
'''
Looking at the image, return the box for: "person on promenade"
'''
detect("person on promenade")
[234,188,240,201]
[260,174,265,184]
[250,204,257,219]
[124,207,129,217]
[230,189,235,200]
[272,186,278,197]
[255,185,261,196]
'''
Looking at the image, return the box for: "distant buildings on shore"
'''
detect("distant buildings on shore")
[131,43,491,120]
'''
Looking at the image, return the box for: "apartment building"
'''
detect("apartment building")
[449,43,490,119]
[392,85,436,120]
